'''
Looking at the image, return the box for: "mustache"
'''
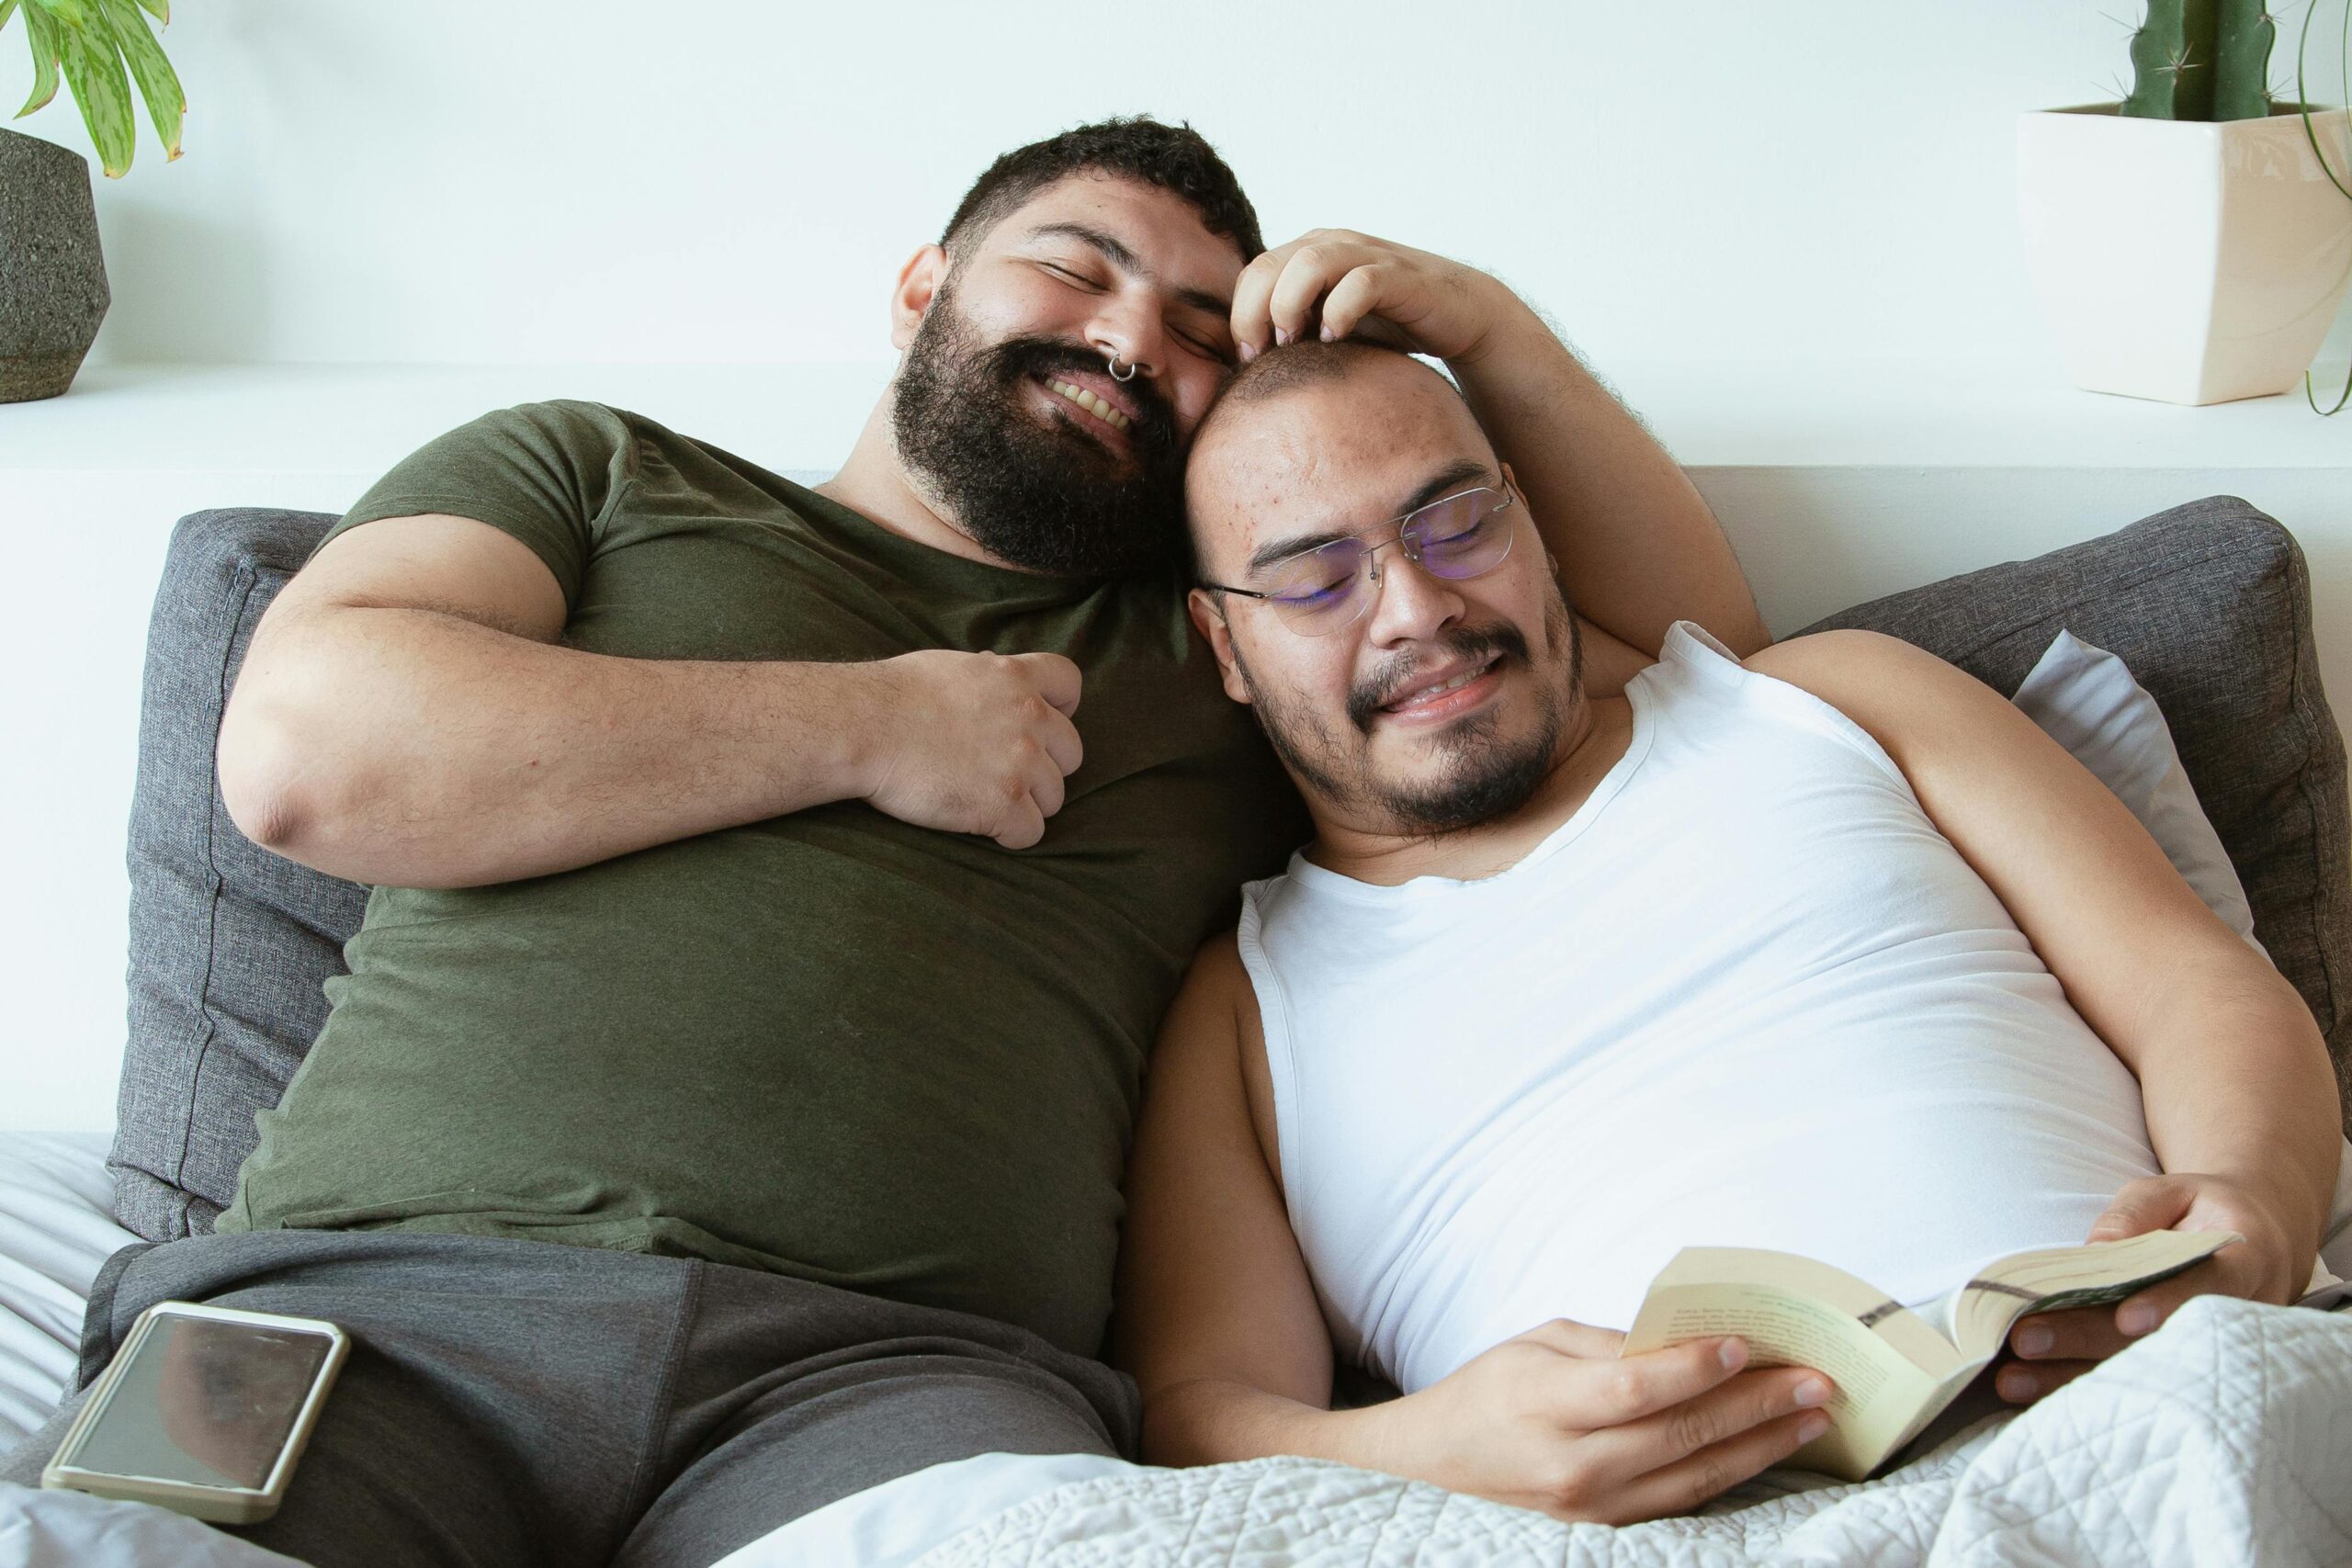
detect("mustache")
[1348,622,1532,734]
[983,335,1177,450]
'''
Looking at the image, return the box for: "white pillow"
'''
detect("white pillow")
[2010,629,2266,956]
[0,1132,135,1450]
[2007,631,2352,1292]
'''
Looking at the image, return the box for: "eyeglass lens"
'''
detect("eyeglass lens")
[1261,488,1515,633]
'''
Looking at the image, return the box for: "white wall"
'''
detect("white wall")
[0,0,2338,378]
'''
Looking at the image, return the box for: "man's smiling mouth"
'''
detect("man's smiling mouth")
[1379,653,1503,715]
[1039,377,1133,432]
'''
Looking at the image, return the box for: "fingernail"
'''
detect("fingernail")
[1238,341,1257,363]
[2119,1303,2159,1337]
[1997,1368,2036,1403]
[1793,1377,1832,1408]
[1718,1337,1747,1371]
[2015,1325,2055,1358]
[1274,328,1292,347]
[1318,324,1335,343]
[1798,1414,1831,1444]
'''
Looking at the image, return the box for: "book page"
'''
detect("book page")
[1950,1230,2235,1362]
[1623,1269,1954,1483]
[1629,1247,1963,1370]
[1912,1281,1966,1345]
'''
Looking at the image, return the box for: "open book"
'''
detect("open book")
[1620,1229,2235,1482]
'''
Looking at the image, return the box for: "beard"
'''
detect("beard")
[1235,588,1582,837]
[889,277,1188,579]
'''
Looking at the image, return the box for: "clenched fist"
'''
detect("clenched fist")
[856,649,1084,850]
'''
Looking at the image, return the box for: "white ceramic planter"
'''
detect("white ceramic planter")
[2017,103,2352,405]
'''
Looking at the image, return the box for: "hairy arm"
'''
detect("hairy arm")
[1447,297,1770,664]
[217,513,1081,888]
[1228,230,1770,679]
[1747,632,2343,1300]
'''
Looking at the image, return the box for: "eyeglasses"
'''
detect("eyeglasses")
[1199,484,1519,637]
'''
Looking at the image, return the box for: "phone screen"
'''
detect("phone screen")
[62,1313,334,1491]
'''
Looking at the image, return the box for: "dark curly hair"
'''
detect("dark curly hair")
[939,116,1262,264]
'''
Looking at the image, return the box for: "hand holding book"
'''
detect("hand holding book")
[1997,1170,2326,1406]
[1621,1229,2240,1482]
[1347,1316,1838,1525]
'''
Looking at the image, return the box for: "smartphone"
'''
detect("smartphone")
[41,1300,349,1525]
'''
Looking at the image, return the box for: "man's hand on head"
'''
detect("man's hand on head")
[1229,229,1526,367]
[1997,1170,2315,1405]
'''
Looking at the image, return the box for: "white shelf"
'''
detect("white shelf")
[1610,353,2352,472]
[0,361,881,483]
[2,351,2346,484]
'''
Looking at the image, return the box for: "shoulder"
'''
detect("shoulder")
[469,397,633,441]
[1171,930,1265,1066]
[1159,930,1283,1183]
[1741,627,1939,690]
[1742,629,2064,802]
[1188,925,1252,992]
[406,399,644,484]
[1739,629,1996,738]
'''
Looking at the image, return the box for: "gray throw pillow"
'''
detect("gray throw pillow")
[113,508,362,1241]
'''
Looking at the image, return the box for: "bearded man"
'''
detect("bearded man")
[0,119,1767,1567]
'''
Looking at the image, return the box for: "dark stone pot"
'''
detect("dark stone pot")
[0,125,109,402]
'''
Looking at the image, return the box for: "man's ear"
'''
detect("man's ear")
[890,245,949,352]
[1499,458,1519,497]
[1187,588,1254,706]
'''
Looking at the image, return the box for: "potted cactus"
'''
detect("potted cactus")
[0,0,185,402]
[2017,1,2352,409]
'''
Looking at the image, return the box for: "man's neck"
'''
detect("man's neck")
[1303,695,1637,886]
[815,396,1047,574]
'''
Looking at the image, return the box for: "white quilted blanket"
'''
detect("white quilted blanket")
[910,1295,2352,1568]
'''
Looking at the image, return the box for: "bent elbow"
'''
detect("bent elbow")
[216,705,329,855]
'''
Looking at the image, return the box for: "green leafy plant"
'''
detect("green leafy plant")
[0,0,183,178]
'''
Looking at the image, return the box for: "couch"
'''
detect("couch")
[3,491,2349,1563]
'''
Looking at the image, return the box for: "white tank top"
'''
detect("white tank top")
[1236,622,2158,1394]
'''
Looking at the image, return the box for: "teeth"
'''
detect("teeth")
[1394,662,1490,706]
[1046,378,1131,431]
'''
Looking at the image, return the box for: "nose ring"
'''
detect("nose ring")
[1104,349,1137,382]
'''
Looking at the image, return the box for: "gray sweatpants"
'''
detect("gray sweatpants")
[0,1227,1138,1567]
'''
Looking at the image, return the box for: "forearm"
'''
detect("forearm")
[1448,293,1769,658]
[1142,1376,1389,1472]
[220,604,877,888]
[2132,952,2343,1254]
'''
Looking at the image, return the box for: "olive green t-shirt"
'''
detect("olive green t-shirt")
[213,399,1307,1357]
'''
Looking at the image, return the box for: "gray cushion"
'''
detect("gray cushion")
[107,494,2352,1242]
[112,508,363,1241]
[1795,494,2352,1130]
